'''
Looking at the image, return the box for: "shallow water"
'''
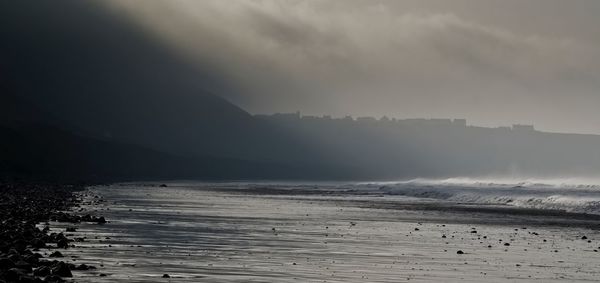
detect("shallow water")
[63,182,600,282]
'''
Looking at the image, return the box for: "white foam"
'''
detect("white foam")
[354,178,600,214]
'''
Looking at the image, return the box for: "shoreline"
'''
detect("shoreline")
[68,183,600,282]
[0,181,107,283]
[197,184,600,228]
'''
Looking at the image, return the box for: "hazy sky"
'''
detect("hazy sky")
[102,0,600,134]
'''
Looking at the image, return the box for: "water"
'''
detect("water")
[62,181,600,282]
[359,178,600,215]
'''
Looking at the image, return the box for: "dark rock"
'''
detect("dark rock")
[8,254,21,263]
[581,236,588,240]
[24,254,40,265]
[34,266,51,277]
[18,274,37,283]
[56,239,69,249]
[13,239,27,253]
[50,262,72,277]
[31,238,46,249]
[0,257,15,269]
[162,274,170,278]
[73,264,93,271]
[5,268,26,281]
[14,260,32,272]
[456,250,464,254]
[43,275,65,283]
[49,251,63,258]
[0,182,101,283]
[159,184,168,188]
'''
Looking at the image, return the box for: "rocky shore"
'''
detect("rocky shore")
[0,182,105,283]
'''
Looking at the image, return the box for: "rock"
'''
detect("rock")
[51,262,72,277]
[0,257,15,269]
[43,275,65,283]
[14,260,32,272]
[24,254,40,265]
[18,274,37,283]
[49,251,63,258]
[56,239,69,249]
[34,266,51,277]
[582,236,588,240]
[0,182,100,282]
[8,254,21,263]
[13,239,27,253]
[5,268,28,282]
[159,184,168,187]
[504,243,510,246]
[456,250,464,254]
[162,274,170,278]
[31,238,46,249]
[73,264,94,270]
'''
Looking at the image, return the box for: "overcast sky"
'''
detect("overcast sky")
[102,0,600,134]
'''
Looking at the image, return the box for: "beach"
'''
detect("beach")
[0,182,105,283]
[55,181,600,282]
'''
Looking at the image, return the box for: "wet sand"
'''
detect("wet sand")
[70,183,600,282]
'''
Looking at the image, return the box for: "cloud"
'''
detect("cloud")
[103,0,600,133]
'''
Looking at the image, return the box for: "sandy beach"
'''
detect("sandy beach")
[54,182,600,282]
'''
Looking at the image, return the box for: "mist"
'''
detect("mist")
[103,0,600,134]
[2,1,600,181]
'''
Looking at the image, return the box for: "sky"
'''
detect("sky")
[101,1,600,134]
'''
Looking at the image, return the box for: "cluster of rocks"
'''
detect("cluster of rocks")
[50,213,105,225]
[0,182,103,282]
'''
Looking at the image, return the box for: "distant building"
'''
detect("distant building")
[453,119,467,127]
[512,124,535,132]
[401,118,428,126]
[302,115,321,122]
[430,119,452,126]
[356,117,377,123]
[271,112,301,121]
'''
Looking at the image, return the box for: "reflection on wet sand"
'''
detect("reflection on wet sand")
[68,183,600,282]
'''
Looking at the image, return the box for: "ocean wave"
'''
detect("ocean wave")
[355,178,600,215]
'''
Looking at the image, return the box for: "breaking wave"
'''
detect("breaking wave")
[355,178,600,215]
